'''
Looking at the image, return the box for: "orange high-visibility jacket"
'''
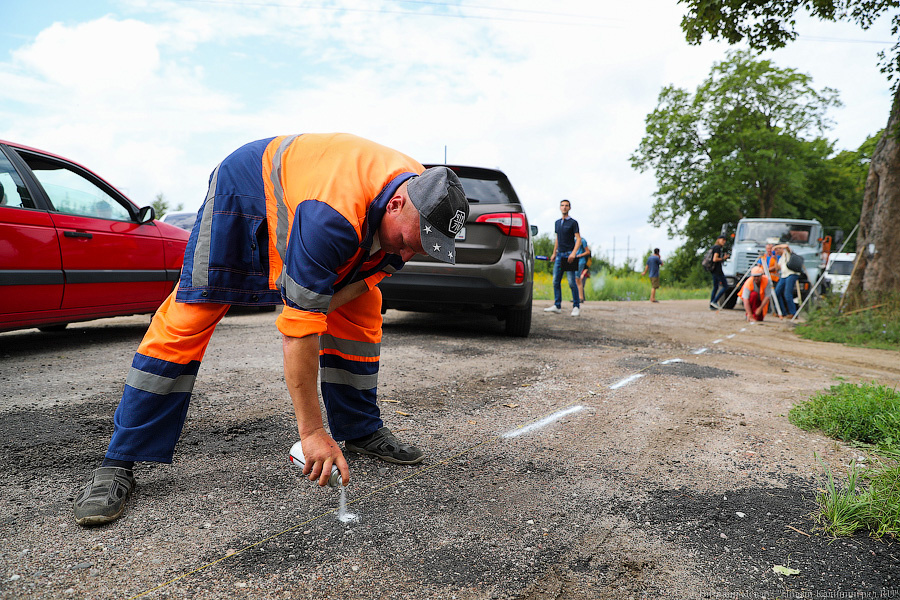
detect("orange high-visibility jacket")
[177,134,424,338]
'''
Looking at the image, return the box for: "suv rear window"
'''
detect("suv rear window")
[427,165,520,205]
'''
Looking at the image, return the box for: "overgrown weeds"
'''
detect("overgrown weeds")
[793,382,900,537]
[797,293,900,350]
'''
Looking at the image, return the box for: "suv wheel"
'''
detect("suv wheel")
[504,290,532,337]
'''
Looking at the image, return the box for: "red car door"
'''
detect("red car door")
[19,152,169,310]
[0,150,64,315]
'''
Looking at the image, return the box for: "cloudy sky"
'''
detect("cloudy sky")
[1,0,895,264]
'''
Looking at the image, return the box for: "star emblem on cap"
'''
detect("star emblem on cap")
[448,250,454,260]
[432,243,441,253]
[423,225,432,234]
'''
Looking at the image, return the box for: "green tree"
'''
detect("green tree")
[631,49,841,249]
[679,0,900,296]
[533,233,555,273]
[150,193,184,219]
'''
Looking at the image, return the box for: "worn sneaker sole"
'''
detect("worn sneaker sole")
[75,506,128,527]
[344,443,425,465]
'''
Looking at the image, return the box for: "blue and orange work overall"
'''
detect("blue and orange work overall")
[106,134,424,463]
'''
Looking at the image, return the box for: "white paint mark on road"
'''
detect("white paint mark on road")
[609,373,645,390]
[727,334,735,339]
[712,339,723,344]
[693,348,708,355]
[502,406,586,439]
[661,358,683,365]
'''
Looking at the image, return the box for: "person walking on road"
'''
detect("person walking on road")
[642,248,663,303]
[709,236,730,309]
[73,133,469,526]
[544,199,582,316]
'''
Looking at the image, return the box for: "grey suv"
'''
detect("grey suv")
[378,165,535,337]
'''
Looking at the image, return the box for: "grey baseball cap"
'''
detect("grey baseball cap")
[406,167,469,264]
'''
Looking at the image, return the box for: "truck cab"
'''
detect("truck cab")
[719,218,824,309]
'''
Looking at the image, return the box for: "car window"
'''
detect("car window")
[0,152,36,209]
[19,154,132,221]
[829,260,854,276]
[456,175,517,205]
[163,213,197,229]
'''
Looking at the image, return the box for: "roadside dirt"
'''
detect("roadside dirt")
[1,299,898,599]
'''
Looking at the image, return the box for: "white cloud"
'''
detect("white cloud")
[0,0,894,264]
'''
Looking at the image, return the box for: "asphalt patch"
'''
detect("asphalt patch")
[620,356,736,379]
[620,484,899,595]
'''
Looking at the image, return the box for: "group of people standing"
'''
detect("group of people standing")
[708,237,803,322]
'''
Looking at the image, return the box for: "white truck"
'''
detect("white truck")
[717,217,830,309]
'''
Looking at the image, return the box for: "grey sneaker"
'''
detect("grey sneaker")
[345,427,424,465]
[73,467,135,526]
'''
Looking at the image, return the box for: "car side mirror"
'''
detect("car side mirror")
[530,225,538,236]
[137,206,156,224]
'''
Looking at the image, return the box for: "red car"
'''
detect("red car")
[0,140,190,333]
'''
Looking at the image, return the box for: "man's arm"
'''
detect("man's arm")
[550,236,559,261]
[569,232,582,262]
[282,334,350,486]
[328,280,369,313]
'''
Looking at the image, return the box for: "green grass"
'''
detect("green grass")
[796,293,900,351]
[533,270,708,302]
[789,382,900,453]
[791,383,900,537]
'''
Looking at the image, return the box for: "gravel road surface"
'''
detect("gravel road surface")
[1,299,898,599]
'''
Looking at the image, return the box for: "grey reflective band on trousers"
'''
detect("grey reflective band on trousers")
[190,162,221,288]
[319,334,380,358]
[319,367,378,391]
[270,134,301,290]
[125,367,197,395]
[283,272,331,312]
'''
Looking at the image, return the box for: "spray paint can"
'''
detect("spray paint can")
[289,441,342,488]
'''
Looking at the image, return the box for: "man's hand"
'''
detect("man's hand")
[300,427,350,487]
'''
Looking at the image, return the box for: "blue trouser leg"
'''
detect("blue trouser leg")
[552,258,563,308]
[318,286,384,442]
[778,274,798,315]
[711,273,728,304]
[566,269,579,307]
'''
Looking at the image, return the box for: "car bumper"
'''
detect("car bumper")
[378,272,532,311]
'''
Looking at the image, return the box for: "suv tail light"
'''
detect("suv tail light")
[475,213,529,238]
[514,260,525,284]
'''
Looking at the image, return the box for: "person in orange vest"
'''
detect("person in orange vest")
[741,265,771,322]
[73,134,469,526]
[754,240,781,314]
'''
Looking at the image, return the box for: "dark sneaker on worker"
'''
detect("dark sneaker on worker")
[73,467,135,526]
[345,427,425,465]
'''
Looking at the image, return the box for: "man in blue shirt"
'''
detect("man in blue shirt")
[642,247,664,303]
[544,199,582,316]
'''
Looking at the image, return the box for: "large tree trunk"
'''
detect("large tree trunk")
[847,87,900,298]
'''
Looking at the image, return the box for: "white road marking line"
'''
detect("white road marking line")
[661,358,683,364]
[693,348,708,355]
[712,339,723,344]
[502,406,586,438]
[609,373,645,390]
